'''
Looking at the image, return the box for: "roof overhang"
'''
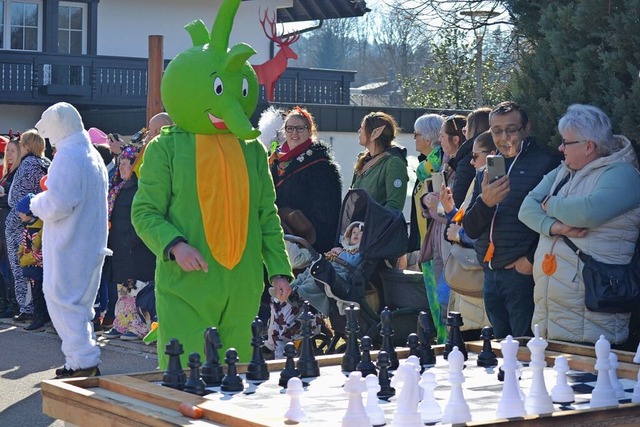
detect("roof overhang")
[273,0,370,22]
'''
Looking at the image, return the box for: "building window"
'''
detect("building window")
[58,2,86,54]
[0,0,41,51]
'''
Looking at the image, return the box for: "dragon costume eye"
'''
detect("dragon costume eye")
[241,78,249,97]
[213,77,224,95]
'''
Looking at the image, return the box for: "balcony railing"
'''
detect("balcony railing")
[0,51,355,107]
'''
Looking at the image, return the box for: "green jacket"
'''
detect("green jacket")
[351,145,409,211]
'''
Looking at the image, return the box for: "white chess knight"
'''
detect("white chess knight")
[442,346,472,424]
[524,324,554,415]
[496,335,526,419]
[389,360,422,427]
[550,356,575,404]
[284,377,308,422]
[590,335,619,408]
[341,371,371,427]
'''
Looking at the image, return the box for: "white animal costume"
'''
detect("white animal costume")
[31,102,109,371]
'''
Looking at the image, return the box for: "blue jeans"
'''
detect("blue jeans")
[483,267,534,339]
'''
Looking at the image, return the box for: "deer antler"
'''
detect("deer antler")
[258,8,299,46]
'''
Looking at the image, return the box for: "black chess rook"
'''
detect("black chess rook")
[162,338,187,391]
[444,311,468,361]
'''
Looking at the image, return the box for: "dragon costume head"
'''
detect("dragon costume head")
[161,0,260,140]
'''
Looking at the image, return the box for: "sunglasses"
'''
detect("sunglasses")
[471,150,491,160]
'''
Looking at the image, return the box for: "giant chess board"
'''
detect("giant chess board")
[42,340,640,427]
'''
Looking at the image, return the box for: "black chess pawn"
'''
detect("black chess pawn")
[341,304,361,373]
[221,348,244,392]
[477,326,498,367]
[279,342,301,388]
[356,336,377,377]
[296,302,320,378]
[202,327,224,387]
[407,333,420,358]
[184,352,207,396]
[162,338,187,390]
[417,311,436,367]
[379,306,399,370]
[376,350,395,401]
[444,311,468,361]
[246,316,269,382]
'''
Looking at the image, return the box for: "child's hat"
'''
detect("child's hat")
[88,127,109,146]
[16,193,35,216]
[119,144,141,162]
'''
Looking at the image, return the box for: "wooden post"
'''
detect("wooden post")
[147,35,164,126]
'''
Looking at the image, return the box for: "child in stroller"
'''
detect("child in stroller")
[264,221,365,358]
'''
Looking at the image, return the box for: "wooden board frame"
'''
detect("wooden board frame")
[41,339,640,427]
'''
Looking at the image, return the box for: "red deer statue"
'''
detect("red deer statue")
[253,10,300,102]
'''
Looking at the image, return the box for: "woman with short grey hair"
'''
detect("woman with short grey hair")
[519,103,640,345]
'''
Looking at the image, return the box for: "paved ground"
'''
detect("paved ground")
[0,318,159,426]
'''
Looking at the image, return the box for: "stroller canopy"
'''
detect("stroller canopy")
[336,189,408,260]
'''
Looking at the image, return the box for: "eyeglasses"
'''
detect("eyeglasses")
[447,115,459,131]
[471,150,491,160]
[560,139,587,148]
[490,125,524,137]
[284,126,309,134]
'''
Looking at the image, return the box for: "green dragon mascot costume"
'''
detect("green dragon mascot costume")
[132,0,292,368]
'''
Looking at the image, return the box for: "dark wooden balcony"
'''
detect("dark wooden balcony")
[0,51,355,108]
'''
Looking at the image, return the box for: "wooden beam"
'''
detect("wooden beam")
[147,35,164,126]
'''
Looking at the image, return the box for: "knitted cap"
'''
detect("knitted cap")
[16,193,35,216]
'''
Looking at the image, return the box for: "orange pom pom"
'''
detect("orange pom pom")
[542,253,557,275]
[483,242,495,262]
[452,209,465,223]
[40,175,48,191]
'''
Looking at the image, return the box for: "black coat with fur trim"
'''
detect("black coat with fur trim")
[270,141,343,254]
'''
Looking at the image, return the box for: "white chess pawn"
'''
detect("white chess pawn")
[365,374,386,426]
[284,377,308,422]
[632,370,640,404]
[496,336,526,419]
[341,371,371,427]
[590,335,618,408]
[608,352,625,398]
[442,346,472,424]
[550,356,575,404]
[525,324,554,415]
[418,370,442,424]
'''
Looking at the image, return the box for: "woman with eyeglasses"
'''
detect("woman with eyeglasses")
[519,104,640,346]
[352,112,408,211]
[268,106,342,254]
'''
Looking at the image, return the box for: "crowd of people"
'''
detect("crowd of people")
[2,99,638,376]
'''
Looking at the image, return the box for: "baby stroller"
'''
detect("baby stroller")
[306,189,429,352]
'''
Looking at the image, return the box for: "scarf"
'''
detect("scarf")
[416,146,443,183]
[269,138,313,172]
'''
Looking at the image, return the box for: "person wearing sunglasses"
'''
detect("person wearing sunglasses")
[519,104,640,346]
[462,101,559,340]
[268,106,342,255]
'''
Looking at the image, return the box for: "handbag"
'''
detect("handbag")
[444,242,484,298]
[562,236,640,313]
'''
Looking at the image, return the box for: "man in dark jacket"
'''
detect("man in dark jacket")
[463,101,559,339]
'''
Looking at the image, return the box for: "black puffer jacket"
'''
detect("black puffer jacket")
[271,141,343,254]
[448,137,476,208]
[463,138,560,269]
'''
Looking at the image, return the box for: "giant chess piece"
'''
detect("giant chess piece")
[356,336,377,377]
[202,327,224,387]
[442,347,472,424]
[376,350,395,400]
[184,352,207,396]
[296,302,320,378]
[406,333,420,359]
[590,335,618,408]
[477,326,498,367]
[162,338,187,390]
[221,348,244,393]
[341,371,371,427]
[279,342,301,388]
[284,377,308,423]
[342,304,361,373]
[495,335,526,418]
[550,355,575,404]
[524,324,554,415]
[246,316,269,382]
[417,311,436,367]
[380,306,399,370]
[444,312,467,361]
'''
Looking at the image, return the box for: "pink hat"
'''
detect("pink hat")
[88,127,108,146]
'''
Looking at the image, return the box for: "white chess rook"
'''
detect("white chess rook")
[590,335,619,408]
[524,324,554,415]
[496,336,526,419]
[442,346,472,424]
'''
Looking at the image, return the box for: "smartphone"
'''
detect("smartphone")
[431,172,446,192]
[486,155,506,183]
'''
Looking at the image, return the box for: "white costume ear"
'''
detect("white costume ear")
[36,102,84,145]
